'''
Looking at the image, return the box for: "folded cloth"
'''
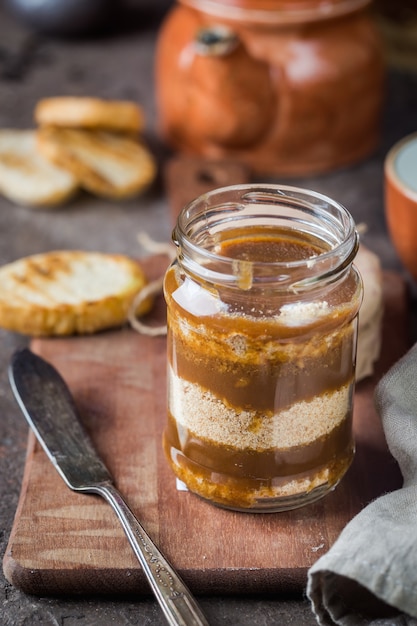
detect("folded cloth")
[307,342,417,626]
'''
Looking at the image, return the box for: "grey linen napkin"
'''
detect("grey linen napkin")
[307,342,417,626]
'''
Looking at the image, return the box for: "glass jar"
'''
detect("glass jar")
[155,0,385,175]
[163,184,363,512]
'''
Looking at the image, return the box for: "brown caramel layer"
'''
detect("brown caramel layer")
[163,419,354,509]
[165,410,353,480]
[168,320,354,412]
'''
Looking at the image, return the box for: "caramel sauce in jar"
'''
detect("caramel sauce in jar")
[163,185,363,512]
[155,0,385,175]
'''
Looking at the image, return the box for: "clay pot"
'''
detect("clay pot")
[155,0,385,175]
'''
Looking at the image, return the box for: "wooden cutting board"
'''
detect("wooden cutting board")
[2,255,408,598]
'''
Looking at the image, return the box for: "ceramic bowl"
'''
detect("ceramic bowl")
[385,131,417,281]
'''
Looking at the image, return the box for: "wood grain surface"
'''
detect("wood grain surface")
[2,256,408,598]
[164,155,251,221]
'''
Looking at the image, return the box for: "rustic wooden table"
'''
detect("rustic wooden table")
[0,2,416,624]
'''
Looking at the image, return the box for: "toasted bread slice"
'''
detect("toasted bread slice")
[0,251,152,336]
[35,97,144,134]
[0,130,78,207]
[37,127,156,199]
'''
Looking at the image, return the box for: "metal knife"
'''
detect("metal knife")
[8,348,209,626]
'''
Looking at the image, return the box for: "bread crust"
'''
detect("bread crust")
[35,97,144,134]
[0,251,152,336]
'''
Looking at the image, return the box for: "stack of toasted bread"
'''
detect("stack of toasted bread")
[0,97,156,208]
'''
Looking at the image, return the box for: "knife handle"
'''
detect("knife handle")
[90,483,210,626]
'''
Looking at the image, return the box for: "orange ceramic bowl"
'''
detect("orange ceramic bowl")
[385,132,417,281]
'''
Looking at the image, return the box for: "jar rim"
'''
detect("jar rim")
[173,183,359,292]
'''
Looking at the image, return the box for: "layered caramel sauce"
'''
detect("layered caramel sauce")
[163,226,361,510]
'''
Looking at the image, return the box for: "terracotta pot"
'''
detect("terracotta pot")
[385,132,417,281]
[155,0,385,175]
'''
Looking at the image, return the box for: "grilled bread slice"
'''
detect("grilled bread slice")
[37,127,156,199]
[0,130,78,207]
[0,251,151,336]
[35,97,144,134]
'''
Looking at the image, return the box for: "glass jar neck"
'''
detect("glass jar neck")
[179,0,372,25]
[172,184,359,295]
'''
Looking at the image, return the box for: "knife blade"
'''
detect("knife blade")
[10,347,111,490]
[9,348,209,626]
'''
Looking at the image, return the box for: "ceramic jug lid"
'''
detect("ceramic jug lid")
[181,0,372,23]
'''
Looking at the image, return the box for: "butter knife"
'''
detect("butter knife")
[9,348,209,626]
